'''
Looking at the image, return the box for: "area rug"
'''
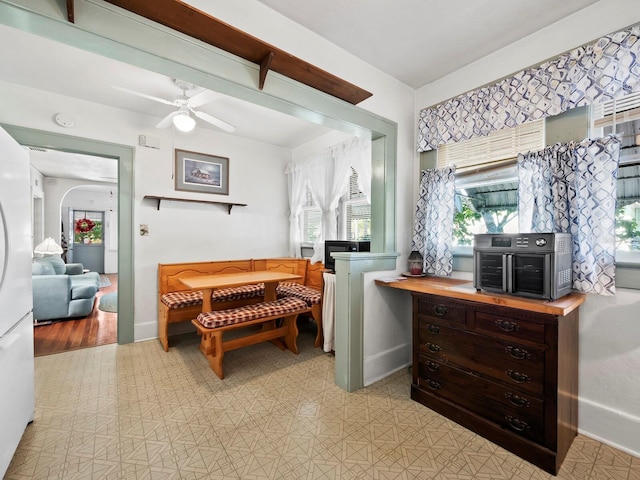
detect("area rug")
[98,275,112,288]
[98,291,117,312]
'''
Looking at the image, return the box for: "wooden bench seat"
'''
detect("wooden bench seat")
[192,297,311,379]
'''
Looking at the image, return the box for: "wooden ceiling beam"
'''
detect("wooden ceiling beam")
[104,0,372,105]
[66,0,74,23]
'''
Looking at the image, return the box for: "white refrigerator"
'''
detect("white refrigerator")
[0,126,35,477]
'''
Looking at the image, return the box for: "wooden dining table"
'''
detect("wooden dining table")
[178,270,302,312]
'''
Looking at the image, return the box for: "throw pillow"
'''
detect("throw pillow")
[32,259,55,275]
[44,255,66,275]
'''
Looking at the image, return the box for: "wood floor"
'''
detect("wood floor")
[33,273,118,357]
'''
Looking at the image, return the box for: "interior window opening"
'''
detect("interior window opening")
[301,167,371,245]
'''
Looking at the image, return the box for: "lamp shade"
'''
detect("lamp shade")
[34,237,63,256]
[173,112,196,132]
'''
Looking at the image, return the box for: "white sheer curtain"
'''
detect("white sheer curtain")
[305,151,352,263]
[285,162,309,258]
[290,136,371,264]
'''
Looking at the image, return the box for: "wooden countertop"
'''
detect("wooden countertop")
[375,275,585,316]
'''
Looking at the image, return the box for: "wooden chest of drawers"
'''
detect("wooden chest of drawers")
[411,292,579,475]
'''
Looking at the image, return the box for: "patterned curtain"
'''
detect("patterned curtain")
[418,25,640,152]
[517,136,621,295]
[412,166,456,276]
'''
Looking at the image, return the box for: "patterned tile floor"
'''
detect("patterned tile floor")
[6,324,640,479]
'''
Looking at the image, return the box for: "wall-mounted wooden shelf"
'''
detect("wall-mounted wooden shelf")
[143,195,247,214]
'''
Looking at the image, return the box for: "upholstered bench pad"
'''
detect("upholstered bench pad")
[276,282,321,305]
[212,283,265,302]
[161,283,265,309]
[161,290,203,309]
[196,297,308,329]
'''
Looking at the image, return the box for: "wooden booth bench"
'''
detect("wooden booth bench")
[192,297,311,379]
[158,258,325,352]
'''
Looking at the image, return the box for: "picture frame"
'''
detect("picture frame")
[174,149,229,195]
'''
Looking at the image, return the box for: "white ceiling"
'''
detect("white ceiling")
[255,0,602,88]
[1,1,605,181]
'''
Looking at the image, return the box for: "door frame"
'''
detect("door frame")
[2,124,135,344]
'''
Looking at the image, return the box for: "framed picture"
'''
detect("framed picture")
[175,149,229,195]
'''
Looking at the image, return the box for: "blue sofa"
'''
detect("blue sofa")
[32,256,101,321]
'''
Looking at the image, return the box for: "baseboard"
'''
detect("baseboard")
[578,396,640,458]
[364,342,411,386]
[134,320,158,343]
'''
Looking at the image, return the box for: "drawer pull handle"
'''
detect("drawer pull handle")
[505,346,531,360]
[506,416,529,432]
[426,361,440,372]
[427,343,441,353]
[505,392,531,408]
[433,306,447,316]
[426,379,442,390]
[427,324,440,335]
[506,370,530,383]
[495,319,519,332]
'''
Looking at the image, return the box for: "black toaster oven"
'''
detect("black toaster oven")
[473,233,572,301]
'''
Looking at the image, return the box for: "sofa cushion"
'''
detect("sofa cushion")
[276,282,321,305]
[65,263,85,275]
[44,256,67,275]
[71,284,98,300]
[32,259,55,276]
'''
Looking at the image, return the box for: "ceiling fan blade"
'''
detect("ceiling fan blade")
[192,109,236,133]
[156,111,179,129]
[113,86,176,106]
[187,89,221,108]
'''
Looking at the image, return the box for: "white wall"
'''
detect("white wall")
[0,79,294,341]
[412,2,640,457]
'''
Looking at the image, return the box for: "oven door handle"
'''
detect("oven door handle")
[505,254,513,293]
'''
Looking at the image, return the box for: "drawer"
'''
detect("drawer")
[417,355,543,420]
[417,324,544,396]
[475,311,545,344]
[416,296,466,328]
[416,364,544,445]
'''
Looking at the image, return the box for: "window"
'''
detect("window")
[301,187,321,243]
[300,167,371,243]
[594,94,640,262]
[340,168,371,241]
[453,166,519,247]
[441,121,545,249]
[73,210,103,245]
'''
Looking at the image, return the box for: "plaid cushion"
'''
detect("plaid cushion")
[196,297,309,329]
[161,291,203,309]
[276,282,321,305]
[212,283,265,302]
[161,284,265,309]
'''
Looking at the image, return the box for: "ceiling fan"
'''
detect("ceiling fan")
[114,79,236,133]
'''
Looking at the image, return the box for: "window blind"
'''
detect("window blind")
[437,119,545,171]
[592,91,640,128]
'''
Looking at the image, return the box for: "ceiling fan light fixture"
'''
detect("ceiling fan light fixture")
[173,112,196,132]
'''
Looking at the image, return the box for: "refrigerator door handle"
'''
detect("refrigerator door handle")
[0,333,20,352]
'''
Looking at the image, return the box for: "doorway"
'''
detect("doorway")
[70,209,105,273]
[3,124,135,345]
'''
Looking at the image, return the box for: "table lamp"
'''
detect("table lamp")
[34,237,63,257]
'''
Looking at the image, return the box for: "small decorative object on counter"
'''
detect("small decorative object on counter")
[408,250,423,276]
